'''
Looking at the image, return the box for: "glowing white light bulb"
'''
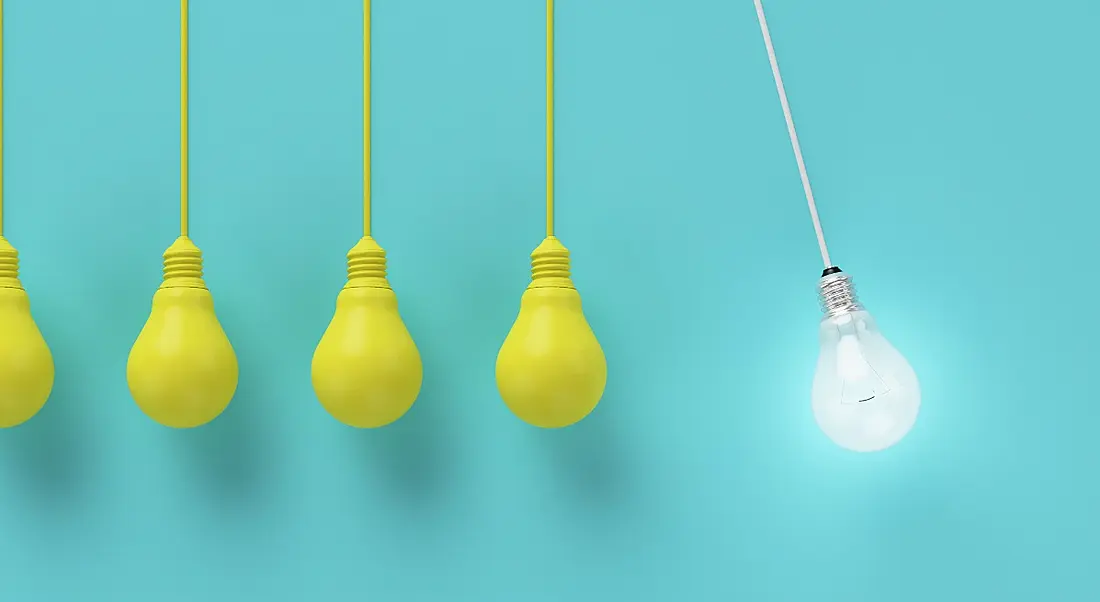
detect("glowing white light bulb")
[751,0,922,452]
[811,269,920,452]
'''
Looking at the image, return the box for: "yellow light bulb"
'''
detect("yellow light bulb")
[311,236,422,428]
[496,236,606,428]
[127,236,238,428]
[0,237,54,428]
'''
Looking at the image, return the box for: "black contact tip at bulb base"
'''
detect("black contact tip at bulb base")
[821,266,843,277]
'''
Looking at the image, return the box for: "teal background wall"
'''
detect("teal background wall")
[2,0,1098,600]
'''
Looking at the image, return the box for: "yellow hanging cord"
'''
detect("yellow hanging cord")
[363,0,371,237]
[545,0,554,237]
[180,0,189,237]
[0,0,5,237]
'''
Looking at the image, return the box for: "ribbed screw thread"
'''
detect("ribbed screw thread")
[160,236,207,289]
[164,243,203,281]
[528,236,575,289]
[819,271,863,316]
[0,236,20,287]
[345,236,391,289]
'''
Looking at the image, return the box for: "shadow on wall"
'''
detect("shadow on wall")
[535,394,634,515]
[171,345,277,511]
[533,291,635,514]
[336,249,515,510]
[0,289,107,513]
[0,343,98,511]
[351,337,456,508]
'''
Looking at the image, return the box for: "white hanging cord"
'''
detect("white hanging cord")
[753,0,833,269]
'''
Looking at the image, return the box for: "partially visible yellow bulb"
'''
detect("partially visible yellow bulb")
[496,236,606,428]
[127,236,238,428]
[311,236,422,428]
[0,236,54,428]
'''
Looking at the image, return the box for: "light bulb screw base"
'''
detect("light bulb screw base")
[0,236,22,290]
[345,236,391,290]
[161,236,207,289]
[528,236,575,290]
[818,266,862,317]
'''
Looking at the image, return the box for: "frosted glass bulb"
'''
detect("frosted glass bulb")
[812,269,920,452]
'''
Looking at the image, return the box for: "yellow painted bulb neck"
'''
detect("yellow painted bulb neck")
[0,237,55,428]
[127,237,238,428]
[0,236,22,289]
[311,237,423,428]
[528,235,573,289]
[345,235,390,289]
[496,237,607,429]
[160,235,206,288]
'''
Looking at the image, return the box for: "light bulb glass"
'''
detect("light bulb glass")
[0,237,54,428]
[812,271,920,452]
[496,236,606,428]
[312,237,422,428]
[127,237,238,428]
